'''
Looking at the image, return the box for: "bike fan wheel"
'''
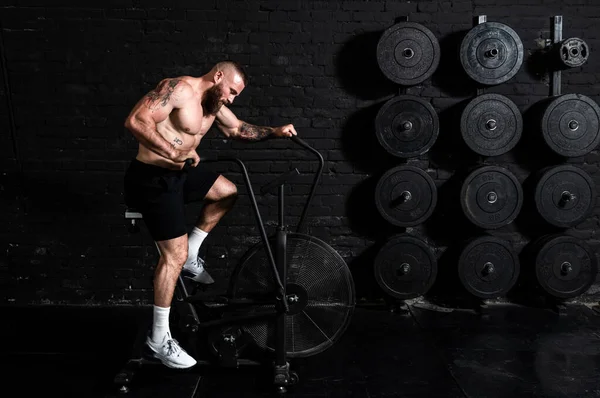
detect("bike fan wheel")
[228,233,355,358]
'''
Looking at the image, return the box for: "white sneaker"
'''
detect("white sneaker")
[182,256,215,284]
[146,332,197,369]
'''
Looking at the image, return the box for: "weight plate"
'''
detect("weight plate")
[375,165,437,227]
[374,234,438,300]
[534,164,596,228]
[375,95,439,158]
[460,21,524,85]
[541,94,600,157]
[376,21,441,86]
[460,165,523,229]
[461,93,522,156]
[556,37,589,68]
[534,235,598,299]
[458,235,520,298]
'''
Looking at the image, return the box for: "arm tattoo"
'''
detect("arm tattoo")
[145,79,181,111]
[238,122,274,141]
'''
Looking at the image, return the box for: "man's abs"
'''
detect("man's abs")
[136,122,204,170]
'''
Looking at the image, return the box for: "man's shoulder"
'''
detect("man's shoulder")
[156,76,193,88]
[154,76,195,100]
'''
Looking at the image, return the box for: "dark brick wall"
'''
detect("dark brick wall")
[1,0,599,305]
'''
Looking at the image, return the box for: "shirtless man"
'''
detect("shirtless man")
[123,61,297,369]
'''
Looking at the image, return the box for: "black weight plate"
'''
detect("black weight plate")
[534,235,598,299]
[458,235,520,298]
[375,165,437,227]
[375,95,439,158]
[460,21,524,85]
[460,165,523,229]
[534,164,596,228]
[461,93,522,156]
[541,94,600,157]
[374,234,438,300]
[557,37,589,68]
[376,21,441,86]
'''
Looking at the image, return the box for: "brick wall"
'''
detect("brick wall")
[1,0,599,306]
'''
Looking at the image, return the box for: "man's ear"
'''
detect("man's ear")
[214,70,223,83]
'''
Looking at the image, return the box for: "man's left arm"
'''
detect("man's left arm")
[215,105,297,141]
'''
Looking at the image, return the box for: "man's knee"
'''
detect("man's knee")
[222,180,238,201]
[207,176,238,203]
[162,251,188,270]
[157,238,188,267]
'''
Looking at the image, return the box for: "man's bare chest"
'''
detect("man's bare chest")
[170,101,208,134]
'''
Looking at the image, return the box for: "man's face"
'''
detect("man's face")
[202,71,245,115]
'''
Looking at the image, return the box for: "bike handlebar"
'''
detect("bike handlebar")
[182,158,194,172]
[288,135,324,234]
[191,135,323,233]
[289,135,309,150]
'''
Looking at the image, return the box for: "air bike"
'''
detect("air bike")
[116,135,356,395]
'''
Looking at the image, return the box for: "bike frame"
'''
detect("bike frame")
[183,136,324,361]
[115,136,325,394]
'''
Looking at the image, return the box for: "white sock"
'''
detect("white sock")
[151,305,170,343]
[187,227,208,264]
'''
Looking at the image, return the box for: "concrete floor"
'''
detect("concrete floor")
[3,301,600,397]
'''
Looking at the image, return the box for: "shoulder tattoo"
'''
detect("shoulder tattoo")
[145,78,182,110]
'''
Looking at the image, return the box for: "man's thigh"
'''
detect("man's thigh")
[183,165,222,203]
[124,162,188,241]
[142,198,187,242]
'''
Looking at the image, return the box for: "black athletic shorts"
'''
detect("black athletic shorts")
[123,158,220,241]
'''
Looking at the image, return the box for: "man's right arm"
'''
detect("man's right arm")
[124,78,194,161]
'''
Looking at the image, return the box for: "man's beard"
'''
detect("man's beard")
[202,85,224,115]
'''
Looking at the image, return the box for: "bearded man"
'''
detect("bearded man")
[123,61,297,368]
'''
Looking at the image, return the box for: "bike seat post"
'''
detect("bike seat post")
[116,208,149,394]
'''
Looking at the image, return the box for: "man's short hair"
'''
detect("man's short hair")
[214,61,248,85]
